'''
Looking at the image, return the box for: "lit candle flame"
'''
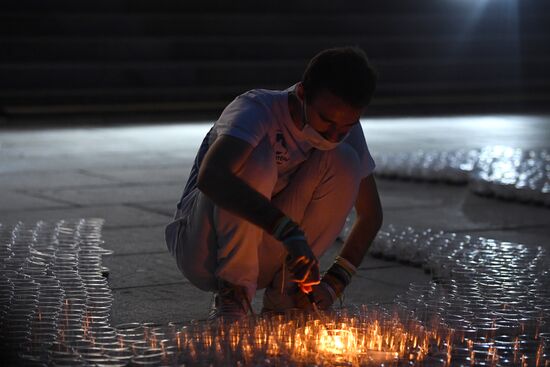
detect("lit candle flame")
[318,329,356,355]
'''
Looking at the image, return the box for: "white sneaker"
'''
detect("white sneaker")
[208,281,251,322]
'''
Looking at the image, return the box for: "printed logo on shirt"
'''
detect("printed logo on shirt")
[274,131,289,165]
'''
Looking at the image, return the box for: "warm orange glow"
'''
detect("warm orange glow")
[318,329,356,355]
[167,312,447,366]
[150,334,157,349]
[176,331,182,351]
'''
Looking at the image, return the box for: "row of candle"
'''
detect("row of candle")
[2,219,549,366]
[374,146,550,206]
[374,225,550,366]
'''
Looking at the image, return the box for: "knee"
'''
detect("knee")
[179,245,218,292]
[324,144,362,183]
[169,216,218,292]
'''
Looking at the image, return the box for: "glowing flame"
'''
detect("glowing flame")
[176,331,182,351]
[318,329,356,355]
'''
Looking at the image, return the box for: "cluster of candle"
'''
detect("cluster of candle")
[112,310,440,366]
[375,149,478,184]
[1,219,549,366]
[374,146,550,205]
[0,219,115,366]
[470,146,550,204]
[373,225,550,366]
[0,218,436,366]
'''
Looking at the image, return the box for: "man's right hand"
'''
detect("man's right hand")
[274,220,320,285]
[284,243,318,285]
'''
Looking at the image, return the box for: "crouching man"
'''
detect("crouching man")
[165,47,383,320]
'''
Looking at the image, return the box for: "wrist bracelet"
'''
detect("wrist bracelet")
[326,266,351,287]
[272,216,293,240]
[335,256,357,276]
[322,272,347,297]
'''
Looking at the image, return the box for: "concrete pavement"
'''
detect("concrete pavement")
[1,114,549,325]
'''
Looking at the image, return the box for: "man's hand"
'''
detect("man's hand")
[288,254,320,294]
[294,277,337,311]
[308,257,358,310]
[272,216,320,286]
[310,281,336,310]
[282,226,319,285]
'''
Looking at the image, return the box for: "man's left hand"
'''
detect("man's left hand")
[294,262,320,294]
[310,281,336,310]
[294,281,335,311]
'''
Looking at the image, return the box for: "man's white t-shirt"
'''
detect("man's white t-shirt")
[176,85,376,215]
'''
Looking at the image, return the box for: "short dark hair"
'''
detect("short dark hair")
[302,46,377,109]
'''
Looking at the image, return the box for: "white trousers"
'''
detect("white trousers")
[165,137,362,306]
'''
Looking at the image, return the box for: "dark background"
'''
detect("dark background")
[1,0,549,122]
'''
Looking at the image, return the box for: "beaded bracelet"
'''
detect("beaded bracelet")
[335,256,357,276]
[326,264,351,287]
[271,216,293,240]
[322,272,347,298]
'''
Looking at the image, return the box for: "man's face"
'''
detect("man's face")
[297,84,363,143]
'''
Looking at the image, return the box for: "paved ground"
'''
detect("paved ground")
[1,114,549,325]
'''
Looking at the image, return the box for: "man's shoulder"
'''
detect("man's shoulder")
[221,87,287,122]
[238,88,286,106]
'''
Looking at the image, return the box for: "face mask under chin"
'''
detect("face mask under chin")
[300,97,348,151]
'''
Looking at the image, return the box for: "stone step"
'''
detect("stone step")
[3,79,546,102]
[4,0,541,15]
[1,58,546,89]
[1,12,543,38]
[5,92,549,116]
[2,80,549,115]
[2,35,548,63]
[1,0,547,115]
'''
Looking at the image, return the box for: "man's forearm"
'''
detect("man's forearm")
[339,217,382,268]
[197,169,285,234]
